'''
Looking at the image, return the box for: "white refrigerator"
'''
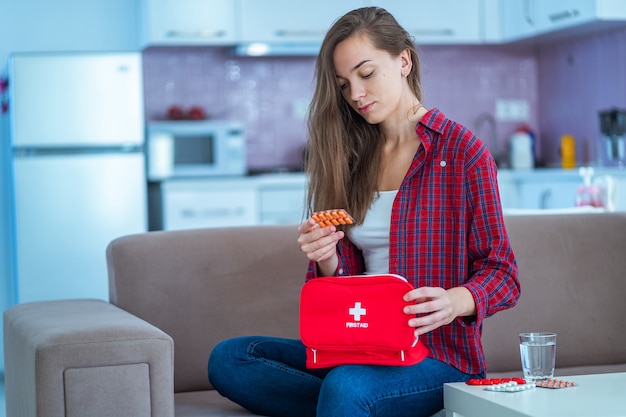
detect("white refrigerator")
[3,52,147,304]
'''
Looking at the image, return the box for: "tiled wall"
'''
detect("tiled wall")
[538,27,626,167]
[144,27,626,171]
[143,47,319,171]
[143,44,539,171]
[419,44,539,166]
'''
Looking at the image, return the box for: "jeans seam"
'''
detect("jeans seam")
[366,383,443,417]
[372,381,442,403]
[246,339,322,384]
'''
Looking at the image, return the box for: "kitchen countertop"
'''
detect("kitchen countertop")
[159,166,626,185]
[158,167,626,212]
[160,167,626,187]
[497,166,626,181]
[162,172,308,189]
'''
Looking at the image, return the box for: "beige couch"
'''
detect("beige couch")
[4,213,626,417]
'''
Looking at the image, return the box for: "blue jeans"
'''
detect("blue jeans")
[208,336,480,417]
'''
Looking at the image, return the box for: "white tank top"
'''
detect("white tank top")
[350,190,398,275]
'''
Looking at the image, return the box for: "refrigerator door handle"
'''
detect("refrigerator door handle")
[13,145,144,157]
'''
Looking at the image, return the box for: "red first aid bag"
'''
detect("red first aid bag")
[299,274,429,369]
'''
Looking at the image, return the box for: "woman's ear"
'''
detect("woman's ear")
[400,48,412,77]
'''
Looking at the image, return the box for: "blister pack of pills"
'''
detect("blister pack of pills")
[311,209,354,227]
[466,378,534,392]
[466,377,577,392]
[484,381,536,392]
[466,378,526,386]
[534,378,577,389]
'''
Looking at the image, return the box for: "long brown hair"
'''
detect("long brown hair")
[305,7,423,229]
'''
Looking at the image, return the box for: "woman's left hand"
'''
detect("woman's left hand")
[403,286,476,336]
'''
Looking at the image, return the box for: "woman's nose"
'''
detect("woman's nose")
[350,82,365,101]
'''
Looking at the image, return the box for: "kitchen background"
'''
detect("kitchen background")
[143,44,540,171]
[2,3,625,172]
[1,0,626,389]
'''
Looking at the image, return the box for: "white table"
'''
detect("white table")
[444,373,626,417]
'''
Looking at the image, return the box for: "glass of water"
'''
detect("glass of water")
[519,332,557,381]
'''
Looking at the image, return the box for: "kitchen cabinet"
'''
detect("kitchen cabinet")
[495,174,520,209]
[141,0,238,46]
[162,179,259,230]
[142,0,486,47]
[498,170,584,210]
[498,168,626,211]
[500,0,626,42]
[140,0,626,48]
[370,0,482,44]
[611,175,626,211]
[159,170,626,231]
[516,176,582,209]
[259,185,307,225]
[238,0,365,44]
[257,174,308,225]
[160,174,307,230]
[499,0,537,41]
[532,0,597,34]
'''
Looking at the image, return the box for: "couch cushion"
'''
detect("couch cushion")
[482,213,626,375]
[107,224,308,393]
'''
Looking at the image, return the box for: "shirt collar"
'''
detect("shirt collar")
[415,107,446,153]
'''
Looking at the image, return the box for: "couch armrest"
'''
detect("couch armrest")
[3,299,174,417]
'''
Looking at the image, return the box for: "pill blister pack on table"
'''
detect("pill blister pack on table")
[466,378,526,386]
[534,378,577,389]
[466,378,531,392]
[466,378,577,392]
[484,381,536,392]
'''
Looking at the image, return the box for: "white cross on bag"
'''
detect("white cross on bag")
[349,302,367,321]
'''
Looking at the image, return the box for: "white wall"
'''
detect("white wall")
[0,0,141,373]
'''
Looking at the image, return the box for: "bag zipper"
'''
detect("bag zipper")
[310,347,409,364]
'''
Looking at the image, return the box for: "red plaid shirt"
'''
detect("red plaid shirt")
[306,108,520,376]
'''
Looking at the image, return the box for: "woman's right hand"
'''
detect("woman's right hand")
[297,218,344,276]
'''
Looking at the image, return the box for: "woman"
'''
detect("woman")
[209,7,519,417]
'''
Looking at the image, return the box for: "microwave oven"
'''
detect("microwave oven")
[146,120,246,180]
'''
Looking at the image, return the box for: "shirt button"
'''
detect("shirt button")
[440,160,447,167]
[338,268,344,275]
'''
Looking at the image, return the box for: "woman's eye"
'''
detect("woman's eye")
[363,71,374,79]
[339,83,348,90]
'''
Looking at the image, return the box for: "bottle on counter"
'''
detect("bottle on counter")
[560,134,577,169]
[576,167,616,211]
[510,126,534,169]
[576,167,603,208]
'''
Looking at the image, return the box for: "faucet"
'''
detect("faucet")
[474,112,501,167]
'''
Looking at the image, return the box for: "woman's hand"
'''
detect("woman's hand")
[403,286,476,336]
[297,218,344,276]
